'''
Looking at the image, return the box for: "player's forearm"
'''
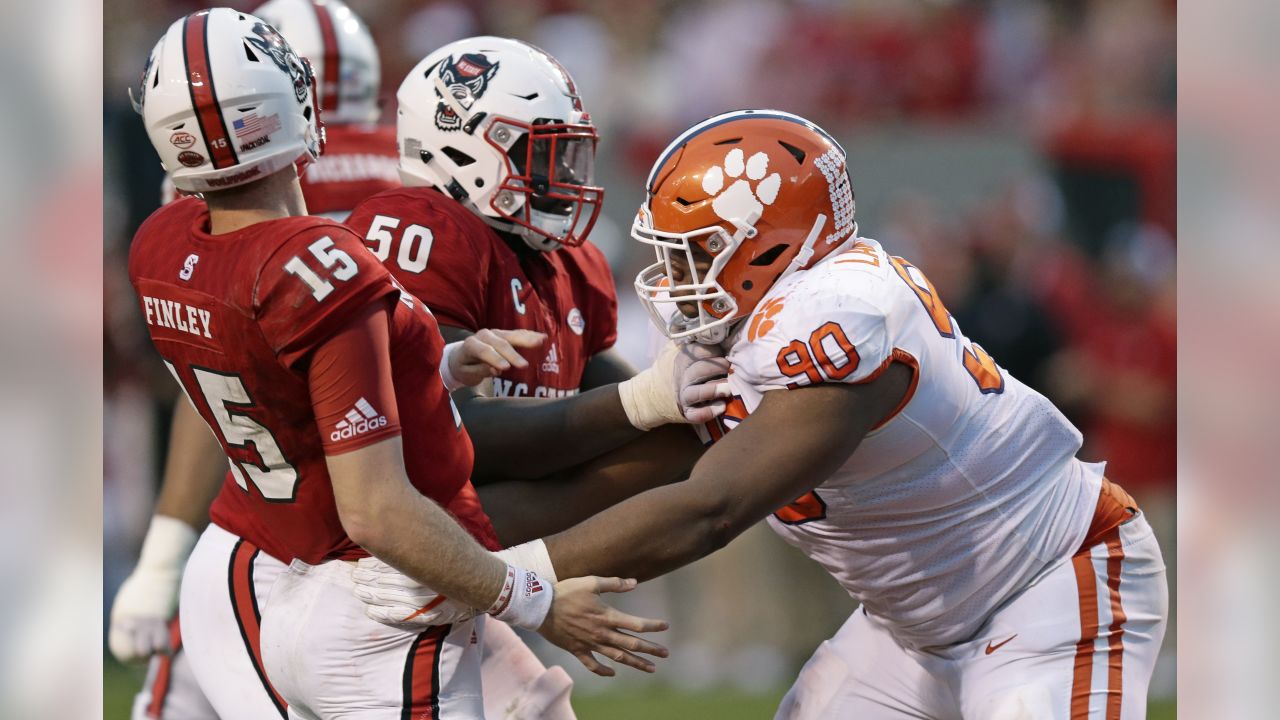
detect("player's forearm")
[349,481,508,609]
[543,478,747,582]
[328,437,507,609]
[479,424,705,545]
[152,397,227,529]
[459,385,643,484]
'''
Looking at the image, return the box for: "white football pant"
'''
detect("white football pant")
[179,522,290,718]
[261,556,486,719]
[777,512,1167,720]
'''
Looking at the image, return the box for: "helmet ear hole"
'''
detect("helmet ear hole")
[777,140,806,164]
[748,243,789,267]
[441,146,476,167]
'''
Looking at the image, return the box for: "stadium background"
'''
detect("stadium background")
[103,0,1176,717]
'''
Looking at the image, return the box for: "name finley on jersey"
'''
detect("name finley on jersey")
[142,296,213,339]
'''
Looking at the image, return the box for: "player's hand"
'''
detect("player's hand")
[619,341,730,430]
[674,341,732,423]
[537,576,669,677]
[109,570,177,662]
[108,516,196,663]
[443,329,547,390]
[352,556,481,630]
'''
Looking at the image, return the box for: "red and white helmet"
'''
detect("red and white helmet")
[132,8,323,193]
[252,0,381,125]
[397,36,603,252]
[634,110,858,344]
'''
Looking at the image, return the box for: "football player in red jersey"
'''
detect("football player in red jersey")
[346,37,721,718]
[118,3,401,717]
[119,10,668,719]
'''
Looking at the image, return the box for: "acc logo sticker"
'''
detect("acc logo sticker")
[177,151,205,168]
[567,307,585,336]
[169,132,196,149]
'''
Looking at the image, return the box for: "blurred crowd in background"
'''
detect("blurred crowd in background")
[103,0,1175,700]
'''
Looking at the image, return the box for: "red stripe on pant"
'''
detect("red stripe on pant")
[229,539,288,717]
[1069,527,1127,719]
[311,0,341,113]
[182,10,238,169]
[402,625,450,720]
[145,616,184,718]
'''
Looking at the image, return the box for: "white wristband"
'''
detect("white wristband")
[137,515,199,574]
[439,341,464,392]
[493,539,558,584]
[488,565,554,631]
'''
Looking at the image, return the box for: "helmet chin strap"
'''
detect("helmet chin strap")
[775,213,828,287]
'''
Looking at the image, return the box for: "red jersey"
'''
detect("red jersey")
[301,124,399,219]
[128,197,497,564]
[346,187,619,397]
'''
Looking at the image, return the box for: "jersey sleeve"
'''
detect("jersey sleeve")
[255,224,398,368]
[729,290,893,394]
[308,302,403,454]
[346,192,492,331]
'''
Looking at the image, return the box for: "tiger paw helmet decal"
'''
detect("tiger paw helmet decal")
[702,147,783,224]
[431,53,500,131]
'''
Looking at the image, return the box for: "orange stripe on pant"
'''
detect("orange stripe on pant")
[145,616,184,718]
[402,625,450,720]
[1070,526,1127,719]
[1104,535,1128,719]
[229,539,288,718]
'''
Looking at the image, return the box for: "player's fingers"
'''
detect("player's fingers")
[605,608,670,634]
[596,646,657,673]
[686,357,731,383]
[475,331,528,369]
[681,382,731,407]
[494,329,547,350]
[591,576,638,594]
[683,401,728,423]
[574,651,614,677]
[462,337,510,372]
[603,630,669,659]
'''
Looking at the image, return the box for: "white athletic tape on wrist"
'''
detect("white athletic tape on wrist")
[439,341,464,392]
[494,539,558,584]
[617,342,681,431]
[488,565,554,631]
[137,515,199,573]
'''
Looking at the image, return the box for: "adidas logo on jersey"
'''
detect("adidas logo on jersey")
[330,398,387,442]
[541,344,560,374]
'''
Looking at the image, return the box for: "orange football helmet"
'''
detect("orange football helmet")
[633,110,857,343]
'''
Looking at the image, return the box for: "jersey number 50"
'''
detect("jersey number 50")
[365,215,434,274]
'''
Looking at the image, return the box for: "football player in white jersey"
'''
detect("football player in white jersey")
[355,109,1168,719]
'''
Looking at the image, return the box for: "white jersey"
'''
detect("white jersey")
[719,238,1100,651]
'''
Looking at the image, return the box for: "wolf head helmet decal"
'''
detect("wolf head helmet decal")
[431,53,500,131]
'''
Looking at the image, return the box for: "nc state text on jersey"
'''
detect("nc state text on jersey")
[142,296,213,339]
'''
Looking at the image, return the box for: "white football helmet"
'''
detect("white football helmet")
[252,0,381,125]
[397,37,603,251]
[132,8,323,193]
